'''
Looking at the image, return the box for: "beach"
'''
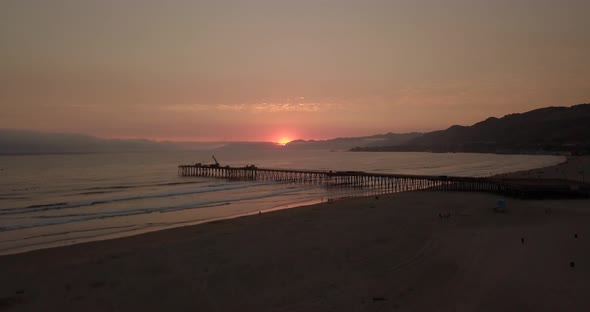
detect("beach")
[498,155,589,182]
[1,157,589,311]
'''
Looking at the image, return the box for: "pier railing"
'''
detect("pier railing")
[178,164,590,198]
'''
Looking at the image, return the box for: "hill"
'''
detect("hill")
[0,129,222,155]
[285,132,422,150]
[352,104,590,154]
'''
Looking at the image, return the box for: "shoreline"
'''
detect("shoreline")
[2,189,589,310]
[0,198,329,256]
[0,154,575,256]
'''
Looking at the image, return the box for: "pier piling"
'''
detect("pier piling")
[178,164,590,198]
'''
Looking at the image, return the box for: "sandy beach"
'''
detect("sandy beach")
[1,158,590,311]
[498,155,589,182]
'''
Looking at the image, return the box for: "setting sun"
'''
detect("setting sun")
[277,137,292,146]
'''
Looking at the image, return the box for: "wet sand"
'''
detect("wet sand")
[1,157,590,311]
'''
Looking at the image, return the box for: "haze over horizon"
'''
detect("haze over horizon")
[2,0,589,143]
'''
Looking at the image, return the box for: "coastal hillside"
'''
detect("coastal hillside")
[352,104,590,154]
[0,129,222,154]
[285,132,422,150]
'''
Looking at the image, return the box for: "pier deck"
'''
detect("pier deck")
[178,164,590,198]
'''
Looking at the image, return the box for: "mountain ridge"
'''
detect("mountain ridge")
[284,132,423,150]
[0,129,225,155]
[352,103,590,154]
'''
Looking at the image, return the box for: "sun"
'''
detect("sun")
[276,137,292,146]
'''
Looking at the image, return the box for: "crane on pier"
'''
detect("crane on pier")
[211,155,220,167]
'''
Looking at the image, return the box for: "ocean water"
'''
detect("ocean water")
[0,149,564,254]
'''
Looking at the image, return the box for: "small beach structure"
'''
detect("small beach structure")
[494,198,507,212]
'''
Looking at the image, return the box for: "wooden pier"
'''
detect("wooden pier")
[178,164,590,198]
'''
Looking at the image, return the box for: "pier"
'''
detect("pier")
[178,164,590,198]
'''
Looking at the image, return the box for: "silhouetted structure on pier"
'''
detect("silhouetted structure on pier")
[178,164,590,198]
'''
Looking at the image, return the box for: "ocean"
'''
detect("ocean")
[0,149,564,255]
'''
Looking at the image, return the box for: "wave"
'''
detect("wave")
[1,179,211,198]
[0,184,318,232]
[0,196,31,200]
[0,190,349,254]
[0,202,228,232]
[0,180,290,216]
[76,190,120,195]
[58,180,211,196]
[27,202,68,209]
[72,179,208,193]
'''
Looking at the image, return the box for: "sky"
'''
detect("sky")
[1,0,589,142]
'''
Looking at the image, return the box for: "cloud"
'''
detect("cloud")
[160,104,211,112]
[225,98,349,113]
[161,99,346,114]
[250,102,322,113]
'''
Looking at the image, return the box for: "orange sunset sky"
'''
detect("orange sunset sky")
[1,0,589,143]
